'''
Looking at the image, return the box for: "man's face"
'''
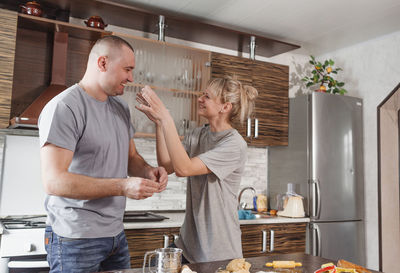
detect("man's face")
[102,45,135,97]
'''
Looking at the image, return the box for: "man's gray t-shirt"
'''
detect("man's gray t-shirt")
[175,125,247,263]
[38,84,134,238]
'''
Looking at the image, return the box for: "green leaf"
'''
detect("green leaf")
[337,82,345,87]
[324,60,329,66]
[329,59,334,65]
[332,71,338,74]
[312,70,317,74]
[306,82,314,87]
[340,88,347,94]
[310,55,315,60]
[333,88,339,94]
[309,60,315,65]
[336,68,342,71]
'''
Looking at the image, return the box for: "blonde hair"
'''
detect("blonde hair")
[207,76,258,124]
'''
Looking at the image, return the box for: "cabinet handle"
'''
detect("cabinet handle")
[254,118,259,138]
[269,229,274,252]
[163,235,169,248]
[173,234,179,242]
[247,118,252,137]
[262,230,267,253]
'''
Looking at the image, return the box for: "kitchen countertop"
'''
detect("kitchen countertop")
[123,212,309,229]
[0,212,309,234]
[101,253,381,273]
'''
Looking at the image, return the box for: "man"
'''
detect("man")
[38,35,168,272]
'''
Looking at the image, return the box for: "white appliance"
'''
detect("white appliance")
[0,134,48,273]
[268,93,365,265]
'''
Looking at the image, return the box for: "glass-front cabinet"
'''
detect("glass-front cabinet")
[118,34,211,137]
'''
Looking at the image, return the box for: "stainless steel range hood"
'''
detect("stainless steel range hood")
[9,31,68,129]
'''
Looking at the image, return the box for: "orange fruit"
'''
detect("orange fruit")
[326,67,332,73]
[319,85,327,92]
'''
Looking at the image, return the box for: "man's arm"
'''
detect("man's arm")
[127,139,168,192]
[41,143,160,200]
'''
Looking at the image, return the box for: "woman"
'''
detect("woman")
[136,76,258,263]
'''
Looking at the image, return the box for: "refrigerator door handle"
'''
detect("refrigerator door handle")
[314,223,321,257]
[315,178,321,219]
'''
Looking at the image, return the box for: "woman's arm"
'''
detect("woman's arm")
[155,123,174,174]
[137,86,211,177]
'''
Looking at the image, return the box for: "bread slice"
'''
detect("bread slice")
[337,259,371,273]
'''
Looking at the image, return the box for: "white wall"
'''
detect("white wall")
[315,30,400,270]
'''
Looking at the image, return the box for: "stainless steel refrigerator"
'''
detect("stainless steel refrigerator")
[268,92,365,265]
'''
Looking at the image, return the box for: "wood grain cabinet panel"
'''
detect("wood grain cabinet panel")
[241,223,306,258]
[125,223,305,268]
[211,52,289,146]
[0,9,17,128]
[125,227,181,269]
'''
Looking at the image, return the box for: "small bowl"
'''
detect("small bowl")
[84,16,108,30]
[20,1,43,17]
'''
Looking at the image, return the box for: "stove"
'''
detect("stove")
[1,216,48,273]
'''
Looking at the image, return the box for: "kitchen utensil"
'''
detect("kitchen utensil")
[143,248,182,273]
[84,15,108,29]
[277,195,305,217]
[20,1,42,17]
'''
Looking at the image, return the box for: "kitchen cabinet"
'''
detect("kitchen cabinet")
[211,52,289,146]
[125,223,305,268]
[0,9,210,136]
[241,223,306,257]
[125,227,180,269]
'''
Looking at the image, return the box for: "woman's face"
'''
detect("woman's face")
[197,89,224,118]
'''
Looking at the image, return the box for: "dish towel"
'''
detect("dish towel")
[238,210,256,220]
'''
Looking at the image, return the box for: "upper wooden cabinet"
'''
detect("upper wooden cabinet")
[0,9,210,136]
[211,52,289,146]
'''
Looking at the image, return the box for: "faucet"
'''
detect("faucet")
[238,187,256,210]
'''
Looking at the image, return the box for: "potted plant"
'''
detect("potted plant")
[302,55,347,95]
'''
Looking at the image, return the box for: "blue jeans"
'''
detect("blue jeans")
[45,226,130,273]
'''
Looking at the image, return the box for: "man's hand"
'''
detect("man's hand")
[123,177,161,199]
[145,166,168,193]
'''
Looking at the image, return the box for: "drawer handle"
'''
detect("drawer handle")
[262,230,267,253]
[173,234,179,242]
[163,235,169,248]
[269,229,275,252]
[247,118,252,137]
[254,118,259,138]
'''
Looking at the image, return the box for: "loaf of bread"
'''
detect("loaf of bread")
[337,259,371,273]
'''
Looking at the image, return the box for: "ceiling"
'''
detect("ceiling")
[109,0,400,55]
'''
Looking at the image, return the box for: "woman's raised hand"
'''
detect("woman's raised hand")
[136,85,170,124]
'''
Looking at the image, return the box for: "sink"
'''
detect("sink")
[123,211,169,222]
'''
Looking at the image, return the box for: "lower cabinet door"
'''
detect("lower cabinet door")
[241,223,306,258]
[125,228,169,269]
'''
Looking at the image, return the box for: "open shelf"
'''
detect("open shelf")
[18,13,112,40]
[125,83,202,96]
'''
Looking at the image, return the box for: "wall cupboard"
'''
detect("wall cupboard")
[0,9,288,145]
[211,52,289,146]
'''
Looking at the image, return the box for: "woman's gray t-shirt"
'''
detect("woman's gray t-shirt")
[175,125,247,263]
[38,84,134,238]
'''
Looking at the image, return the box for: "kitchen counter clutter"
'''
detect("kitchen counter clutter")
[103,253,382,273]
[123,211,309,229]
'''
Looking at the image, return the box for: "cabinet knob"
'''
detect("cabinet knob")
[254,118,259,138]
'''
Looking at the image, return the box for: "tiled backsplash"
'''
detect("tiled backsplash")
[127,138,268,211]
[0,132,268,212]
